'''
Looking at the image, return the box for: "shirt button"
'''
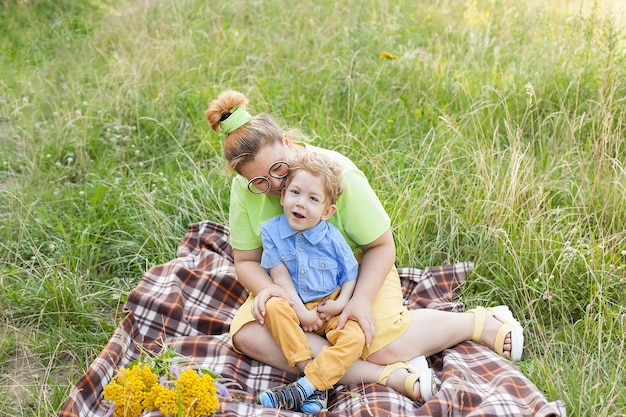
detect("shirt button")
[298,247,303,251]
[297,233,303,238]
[321,263,326,268]
[300,270,305,275]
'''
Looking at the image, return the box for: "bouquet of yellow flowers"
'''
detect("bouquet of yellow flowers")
[103,345,235,417]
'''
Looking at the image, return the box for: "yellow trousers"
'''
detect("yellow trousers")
[263,293,365,391]
[231,265,411,359]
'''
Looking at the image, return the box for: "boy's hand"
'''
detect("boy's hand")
[317,299,345,319]
[298,308,322,332]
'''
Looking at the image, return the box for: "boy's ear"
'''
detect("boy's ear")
[321,204,337,221]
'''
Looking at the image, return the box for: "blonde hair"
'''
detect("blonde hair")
[287,152,344,204]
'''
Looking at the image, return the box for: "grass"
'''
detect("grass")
[1,0,625,415]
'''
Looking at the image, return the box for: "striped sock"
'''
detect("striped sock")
[298,376,316,396]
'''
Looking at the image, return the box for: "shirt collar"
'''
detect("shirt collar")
[278,215,328,244]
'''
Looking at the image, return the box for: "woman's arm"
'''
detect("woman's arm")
[234,248,291,325]
[233,248,272,295]
[336,228,396,347]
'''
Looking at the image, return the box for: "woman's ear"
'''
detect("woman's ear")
[321,204,337,221]
[282,133,292,146]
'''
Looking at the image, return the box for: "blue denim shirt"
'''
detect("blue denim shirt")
[260,214,359,303]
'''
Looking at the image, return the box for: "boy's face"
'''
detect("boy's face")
[280,169,336,232]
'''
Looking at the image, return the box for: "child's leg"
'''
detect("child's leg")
[260,319,364,413]
[298,319,364,413]
[303,318,365,390]
[262,297,314,367]
[258,297,321,411]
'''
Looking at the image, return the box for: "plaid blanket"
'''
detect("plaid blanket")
[60,220,566,417]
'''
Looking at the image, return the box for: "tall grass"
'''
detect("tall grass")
[1,0,624,415]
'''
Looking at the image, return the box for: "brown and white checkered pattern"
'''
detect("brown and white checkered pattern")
[60,220,566,417]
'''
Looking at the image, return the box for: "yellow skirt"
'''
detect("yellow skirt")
[229,266,411,359]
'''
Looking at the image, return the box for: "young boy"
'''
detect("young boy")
[257,151,362,413]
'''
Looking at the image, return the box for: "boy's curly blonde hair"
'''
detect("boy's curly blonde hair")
[286,152,344,205]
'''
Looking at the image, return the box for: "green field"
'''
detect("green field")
[1,0,625,415]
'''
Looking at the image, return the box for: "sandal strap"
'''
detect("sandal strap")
[403,372,421,402]
[490,307,514,356]
[377,362,406,386]
[470,306,516,356]
[470,306,488,342]
[377,361,430,402]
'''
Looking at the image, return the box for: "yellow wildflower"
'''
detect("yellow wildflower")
[154,384,177,416]
[155,368,220,417]
[103,364,160,417]
[379,51,397,60]
[103,345,226,417]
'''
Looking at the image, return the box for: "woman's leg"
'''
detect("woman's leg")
[233,309,514,401]
[233,309,514,370]
[367,309,513,364]
[233,321,386,384]
[232,322,301,374]
[361,309,515,400]
[231,294,391,384]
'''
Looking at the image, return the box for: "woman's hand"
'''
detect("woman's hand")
[251,284,292,326]
[336,228,395,347]
[336,294,376,347]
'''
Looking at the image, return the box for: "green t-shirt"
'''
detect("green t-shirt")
[228,145,391,252]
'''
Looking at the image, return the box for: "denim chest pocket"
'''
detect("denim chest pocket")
[308,257,339,292]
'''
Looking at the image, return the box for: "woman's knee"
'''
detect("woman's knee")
[232,324,265,356]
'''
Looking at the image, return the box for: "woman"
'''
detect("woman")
[205,90,524,407]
